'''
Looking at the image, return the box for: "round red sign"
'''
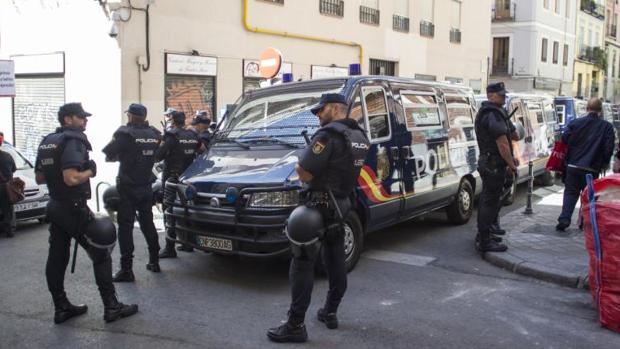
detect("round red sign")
[259,47,283,79]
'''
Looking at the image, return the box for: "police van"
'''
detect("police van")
[554,96,587,132]
[475,93,557,204]
[166,76,481,271]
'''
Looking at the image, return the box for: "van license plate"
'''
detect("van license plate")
[14,202,40,212]
[196,236,232,251]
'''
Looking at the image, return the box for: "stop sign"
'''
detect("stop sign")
[259,47,283,79]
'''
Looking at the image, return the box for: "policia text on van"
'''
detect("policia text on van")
[164,76,482,270]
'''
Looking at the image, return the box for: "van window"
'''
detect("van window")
[400,92,441,129]
[543,101,556,124]
[362,87,390,141]
[348,92,366,131]
[526,101,544,125]
[445,95,474,127]
[556,105,565,124]
[576,102,587,116]
[0,145,31,171]
[510,100,525,125]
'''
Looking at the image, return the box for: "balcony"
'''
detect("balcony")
[420,20,435,38]
[578,46,605,67]
[319,0,344,17]
[360,6,380,25]
[393,14,409,32]
[450,28,462,43]
[492,58,513,76]
[492,0,516,22]
[580,0,605,20]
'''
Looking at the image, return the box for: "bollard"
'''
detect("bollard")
[523,161,534,215]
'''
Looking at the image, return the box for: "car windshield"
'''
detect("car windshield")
[0,145,32,171]
[218,82,346,145]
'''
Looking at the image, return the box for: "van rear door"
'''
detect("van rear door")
[349,80,404,231]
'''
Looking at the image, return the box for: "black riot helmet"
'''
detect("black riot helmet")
[285,205,325,246]
[84,216,117,251]
[102,186,120,212]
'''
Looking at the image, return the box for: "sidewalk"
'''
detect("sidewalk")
[484,185,590,289]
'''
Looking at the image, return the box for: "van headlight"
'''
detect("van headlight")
[248,190,299,208]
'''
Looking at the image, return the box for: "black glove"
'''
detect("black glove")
[87,160,97,177]
[503,170,514,190]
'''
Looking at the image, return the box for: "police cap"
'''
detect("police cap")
[58,103,92,119]
[311,93,347,115]
[486,82,508,96]
[126,103,147,118]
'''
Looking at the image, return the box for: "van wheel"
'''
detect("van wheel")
[502,180,517,206]
[538,171,554,187]
[446,180,474,225]
[315,212,364,274]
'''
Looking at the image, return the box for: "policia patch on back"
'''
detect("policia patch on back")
[312,141,326,154]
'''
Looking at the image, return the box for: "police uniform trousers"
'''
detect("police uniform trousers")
[162,173,179,247]
[117,183,160,266]
[289,203,349,323]
[0,184,15,233]
[477,163,506,237]
[45,199,115,301]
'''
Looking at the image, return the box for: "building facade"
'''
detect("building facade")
[0,0,492,198]
[573,0,606,98]
[604,0,620,102]
[489,0,577,95]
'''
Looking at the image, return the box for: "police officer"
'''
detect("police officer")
[154,110,200,258]
[267,93,370,343]
[475,83,518,254]
[35,103,138,323]
[102,103,162,282]
[191,110,214,152]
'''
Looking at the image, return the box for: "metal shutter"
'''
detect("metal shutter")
[164,75,216,122]
[13,76,65,162]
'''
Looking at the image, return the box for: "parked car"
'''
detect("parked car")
[0,143,49,224]
[164,76,483,271]
[475,93,557,204]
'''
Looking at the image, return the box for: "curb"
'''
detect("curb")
[485,251,589,289]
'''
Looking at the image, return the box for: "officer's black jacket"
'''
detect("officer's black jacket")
[0,149,16,183]
[102,122,162,186]
[35,127,92,200]
[154,127,200,176]
[298,118,370,198]
[475,101,512,162]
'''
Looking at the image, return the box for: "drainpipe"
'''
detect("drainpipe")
[242,0,363,67]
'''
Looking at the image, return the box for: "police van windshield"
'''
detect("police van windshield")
[218,83,345,145]
[0,145,32,171]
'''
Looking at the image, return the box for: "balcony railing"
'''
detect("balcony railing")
[420,20,435,38]
[492,0,516,22]
[360,6,380,25]
[579,46,605,66]
[393,14,409,32]
[580,0,605,20]
[319,0,344,17]
[450,28,462,43]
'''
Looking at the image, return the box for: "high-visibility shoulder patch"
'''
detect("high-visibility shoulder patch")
[312,141,326,155]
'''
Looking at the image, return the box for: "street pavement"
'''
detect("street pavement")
[1,183,619,349]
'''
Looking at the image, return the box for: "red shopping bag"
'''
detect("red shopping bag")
[546,141,568,172]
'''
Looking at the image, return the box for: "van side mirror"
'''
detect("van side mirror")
[513,121,526,141]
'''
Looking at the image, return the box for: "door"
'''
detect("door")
[390,84,453,216]
[492,37,510,74]
[349,81,403,230]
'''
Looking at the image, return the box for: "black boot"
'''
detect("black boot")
[53,294,88,324]
[489,224,506,236]
[317,308,338,329]
[476,232,508,254]
[158,240,177,259]
[146,251,161,272]
[176,244,194,252]
[103,294,138,323]
[267,320,308,343]
[112,259,135,282]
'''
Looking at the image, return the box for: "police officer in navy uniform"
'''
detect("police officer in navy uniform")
[154,110,200,258]
[475,83,518,254]
[102,103,162,282]
[191,110,214,152]
[267,93,370,343]
[35,103,138,323]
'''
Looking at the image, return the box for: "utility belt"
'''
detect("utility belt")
[479,152,507,168]
[49,197,88,208]
[300,190,348,242]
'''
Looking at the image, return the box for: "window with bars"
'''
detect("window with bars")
[393,14,409,32]
[369,59,396,76]
[319,0,344,17]
[259,0,284,4]
[360,5,380,25]
[450,28,461,43]
[420,20,435,37]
